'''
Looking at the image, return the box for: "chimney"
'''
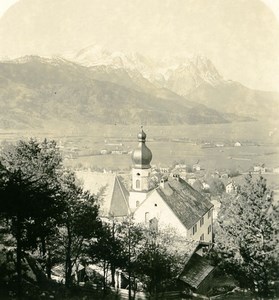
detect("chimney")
[160,177,168,188]
[172,173,180,181]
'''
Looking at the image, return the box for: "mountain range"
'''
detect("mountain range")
[71,46,279,120]
[0,47,278,130]
[1,0,278,93]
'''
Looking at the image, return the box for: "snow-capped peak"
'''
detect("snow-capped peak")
[69,45,223,95]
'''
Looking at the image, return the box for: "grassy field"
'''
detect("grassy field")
[63,141,279,171]
[1,120,279,174]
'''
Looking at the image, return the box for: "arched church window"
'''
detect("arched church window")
[136,180,140,189]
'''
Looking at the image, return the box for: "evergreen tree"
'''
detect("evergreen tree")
[214,174,279,296]
[56,170,102,288]
[0,138,64,297]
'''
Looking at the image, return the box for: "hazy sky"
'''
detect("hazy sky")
[1,0,278,22]
[0,0,279,92]
[0,0,276,21]
[0,0,18,17]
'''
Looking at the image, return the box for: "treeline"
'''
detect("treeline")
[0,138,184,299]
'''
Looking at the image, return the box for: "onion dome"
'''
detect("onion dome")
[131,129,152,169]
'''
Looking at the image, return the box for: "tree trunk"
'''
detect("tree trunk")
[41,236,46,257]
[111,264,115,287]
[128,226,132,300]
[65,223,72,288]
[132,276,137,300]
[261,269,270,297]
[103,261,107,294]
[15,216,23,299]
[46,250,52,279]
[111,219,116,288]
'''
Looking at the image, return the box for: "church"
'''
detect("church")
[76,129,213,243]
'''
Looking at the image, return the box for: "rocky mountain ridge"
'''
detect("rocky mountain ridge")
[70,46,279,120]
[72,46,223,94]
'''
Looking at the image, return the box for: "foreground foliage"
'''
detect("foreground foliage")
[214,174,279,296]
[0,139,64,296]
[0,139,102,296]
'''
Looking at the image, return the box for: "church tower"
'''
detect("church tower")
[129,129,152,211]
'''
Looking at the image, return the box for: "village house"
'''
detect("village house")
[253,164,266,174]
[187,176,197,186]
[100,149,108,155]
[225,181,238,194]
[202,181,210,191]
[174,163,187,170]
[193,163,201,171]
[171,165,187,180]
[159,167,170,174]
[234,141,242,147]
[178,242,215,295]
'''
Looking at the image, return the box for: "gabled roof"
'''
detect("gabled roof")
[167,238,200,260]
[76,171,130,217]
[225,181,236,187]
[110,176,130,217]
[179,253,215,289]
[156,177,213,229]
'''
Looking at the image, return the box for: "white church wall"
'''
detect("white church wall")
[133,190,187,237]
[129,191,148,211]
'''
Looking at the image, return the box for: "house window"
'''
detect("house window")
[145,212,150,224]
[192,224,197,235]
[200,216,204,227]
[200,234,204,241]
[136,180,140,189]
[208,210,211,219]
[208,225,212,234]
[136,200,140,207]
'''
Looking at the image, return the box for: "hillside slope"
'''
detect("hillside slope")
[0,56,228,129]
